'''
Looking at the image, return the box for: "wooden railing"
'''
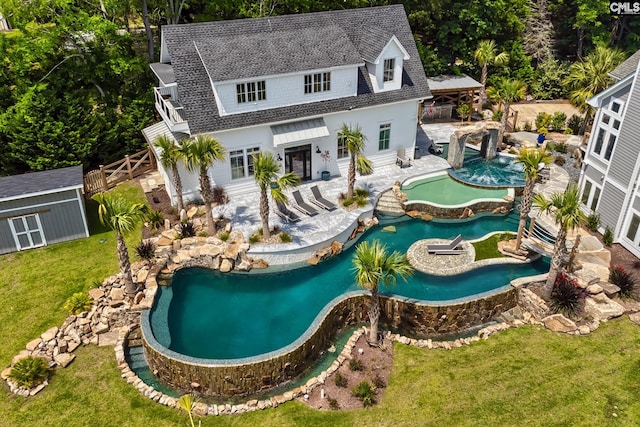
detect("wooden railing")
[154,86,187,125]
[84,147,156,197]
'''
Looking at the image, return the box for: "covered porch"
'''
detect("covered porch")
[422,75,482,123]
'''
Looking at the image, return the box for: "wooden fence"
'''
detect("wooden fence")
[84,147,156,197]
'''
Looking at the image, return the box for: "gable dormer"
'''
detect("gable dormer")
[366,35,410,93]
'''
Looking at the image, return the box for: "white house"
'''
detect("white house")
[142,5,431,200]
[578,49,640,258]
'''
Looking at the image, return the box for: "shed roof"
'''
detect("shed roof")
[610,49,640,80]
[0,165,84,201]
[158,5,430,134]
[426,75,482,93]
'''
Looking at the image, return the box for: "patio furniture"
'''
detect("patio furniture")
[291,190,319,216]
[427,234,463,254]
[275,200,301,223]
[309,185,337,211]
[396,148,412,168]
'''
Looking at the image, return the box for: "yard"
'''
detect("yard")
[2,181,640,426]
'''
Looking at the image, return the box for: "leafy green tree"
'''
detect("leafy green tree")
[486,78,527,148]
[182,135,226,235]
[154,135,185,213]
[514,148,552,251]
[528,59,570,100]
[93,193,147,299]
[338,124,373,200]
[533,184,586,298]
[352,240,413,344]
[252,151,300,239]
[474,40,510,107]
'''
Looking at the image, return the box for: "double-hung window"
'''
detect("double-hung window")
[304,72,331,94]
[236,81,266,104]
[337,135,348,159]
[230,147,260,180]
[379,123,391,150]
[383,58,395,82]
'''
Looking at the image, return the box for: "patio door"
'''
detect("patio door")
[9,214,46,250]
[284,144,312,181]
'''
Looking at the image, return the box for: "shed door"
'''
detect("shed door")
[9,214,46,250]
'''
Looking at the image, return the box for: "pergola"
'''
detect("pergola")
[422,75,482,123]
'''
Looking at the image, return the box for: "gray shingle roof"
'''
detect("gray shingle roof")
[0,165,84,200]
[610,49,640,80]
[427,75,482,92]
[161,5,431,134]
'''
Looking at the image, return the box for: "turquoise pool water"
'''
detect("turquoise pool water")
[149,214,549,360]
[402,173,508,205]
[449,156,525,188]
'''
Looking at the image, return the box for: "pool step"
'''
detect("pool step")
[375,190,405,215]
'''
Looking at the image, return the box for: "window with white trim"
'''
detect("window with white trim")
[9,214,45,250]
[581,179,601,212]
[591,107,621,162]
[611,101,622,114]
[337,135,348,159]
[383,58,395,82]
[304,72,330,94]
[236,81,266,104]
[626,213,640,244]
[230,147,260,180]
[379,123,391,150]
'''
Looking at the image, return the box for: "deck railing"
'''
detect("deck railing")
[84,147,156,197]
[154,86,186,125]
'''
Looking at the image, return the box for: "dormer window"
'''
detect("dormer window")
[383,58,395,82]
[304,72,331,94]
[236,80,266,104]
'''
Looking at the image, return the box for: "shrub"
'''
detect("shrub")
[372,374,386,389]
[219,231,230,241]
[586,212,600,231]
[327,397,340,410]
[603,226,613,247]
[334,371,348,388]
[349,358,363,371]
[551,142,568,154]
[355,188,370,197]
[352,381,376,407]
[609,265,636,297]
[535,112,551,130]
[456,103,470,121]
[9,357,51,388]
[523,121,532,132]
[342,198,354,207]
[550,112,567,132]
[212,186,227,204]
[249,234,260,244]
[64,292,93,315]
[178,221,196,238]
[553,156,566,166]
[529,58,570,100]
[492,109,503,122]
[280,232,292,243]
[550,272,584,315]
[135,240,156,261]
[567,114,584,135]
[356,196,368,207]
[145,209,164,230]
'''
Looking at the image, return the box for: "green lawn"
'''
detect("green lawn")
[473,232,514,261]
[2,183,640,426]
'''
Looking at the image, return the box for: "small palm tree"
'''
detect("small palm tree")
[533,184,586,298]
[338,124,373,200]
[93,193,147,298]
[182,134,226,235]
[177,394,199,427]
[564,46,625,131]
[514,148,552,251]
[352,240,413,344]
[474,40,509,107]
[487,78,527,149]
[253,152,300,239]
[154,134,185,213]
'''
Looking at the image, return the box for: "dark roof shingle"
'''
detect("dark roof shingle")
[610,49,640,80]
[0,165,84,200]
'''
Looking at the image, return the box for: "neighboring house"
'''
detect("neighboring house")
[143,5,430,201]
[0,166,89,254]
[578,49,640,258]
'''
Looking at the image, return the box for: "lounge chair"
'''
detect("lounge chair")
[396,148,412,168]
[274,200,301,223]
[427,234,463,254]
[309,185,337,211]
[291,190,319,216]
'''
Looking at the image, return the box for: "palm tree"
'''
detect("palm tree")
[338,124,373,200]
[514,148,552,251]
[474,40,509,107]
[182,134,226,235]
[252,151,300,239]
[486,78,527,150]
[177,394,198,427]
[564,46,625,131]
[154,135,185,213]
[352,240,413,344]
[93,193,147,299]
[533,184,586,299]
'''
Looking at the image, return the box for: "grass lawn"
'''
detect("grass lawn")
[473,232,514,261]
[2,182,640,426]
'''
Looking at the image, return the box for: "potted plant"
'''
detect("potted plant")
[320,150,331,181]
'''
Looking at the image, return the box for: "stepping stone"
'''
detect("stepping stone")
[382,225,396,233]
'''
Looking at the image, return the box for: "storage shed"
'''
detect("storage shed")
[0,166,89,254]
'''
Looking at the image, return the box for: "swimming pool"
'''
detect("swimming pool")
[148,214,548,360]
[402,172,509,206]
[449,155,525,188]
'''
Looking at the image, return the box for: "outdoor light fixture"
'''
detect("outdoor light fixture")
[316,146,321,154]
[276,153,282,161]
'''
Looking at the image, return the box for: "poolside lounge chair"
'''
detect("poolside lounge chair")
[291,190,319,216]
[275,200,301,223]
[396,148,412,168]
[427,234,463,254]
[309,185,337,211]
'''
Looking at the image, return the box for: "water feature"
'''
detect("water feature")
[149,213,549,361]
[448,155,525,188]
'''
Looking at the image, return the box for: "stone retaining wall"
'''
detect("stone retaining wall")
[403,199,513,219]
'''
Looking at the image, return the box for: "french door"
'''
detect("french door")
[9,214,46,250]
[284,144,312,181]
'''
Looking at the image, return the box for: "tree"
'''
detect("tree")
[93,193,146,299]
[563,46,625,131]
[252,151,300,239]
[338,124,373,200]
[352,240,413,344]
[474,40,509,107]
[523,0,555,66]
[182,135,226,235]
[154,135,185,213]
[533,184,586,298]
[486,78,527,148]
[514,148,552,251]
